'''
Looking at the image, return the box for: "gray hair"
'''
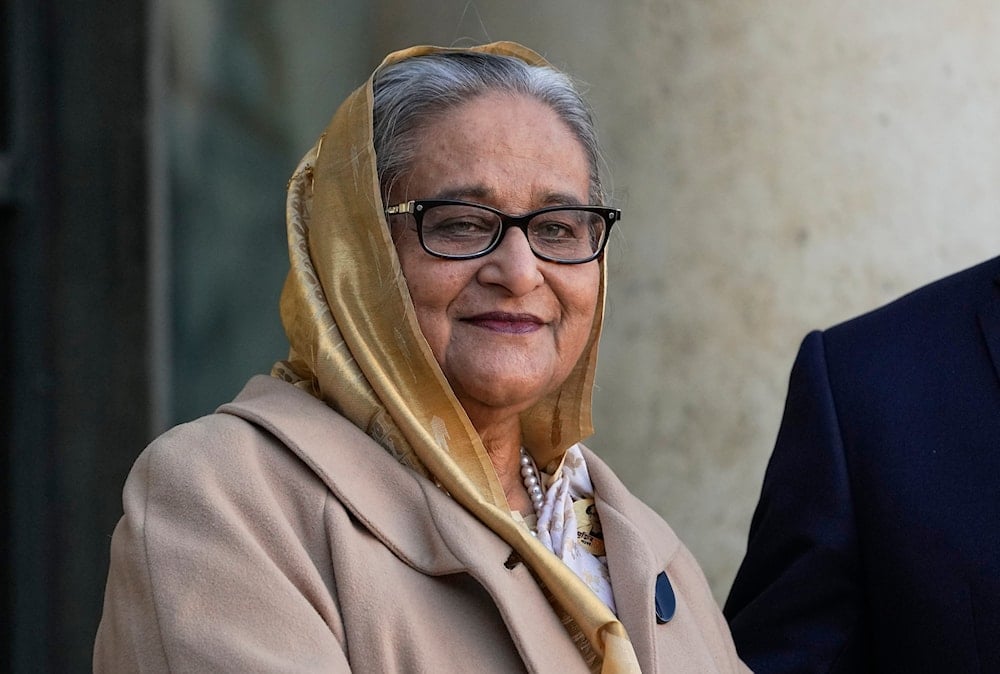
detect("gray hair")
[372,51,606,204]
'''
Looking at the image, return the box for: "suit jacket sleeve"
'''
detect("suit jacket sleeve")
[93,415,352,673]
[723,330,867,672]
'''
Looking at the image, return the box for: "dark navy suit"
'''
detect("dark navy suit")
[724,255,1000,672]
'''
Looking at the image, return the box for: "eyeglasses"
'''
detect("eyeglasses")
[385,199,620,264]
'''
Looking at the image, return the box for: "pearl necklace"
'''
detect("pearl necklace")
[519,447,545,514]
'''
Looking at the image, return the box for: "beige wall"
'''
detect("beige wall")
[373,1,1000,598]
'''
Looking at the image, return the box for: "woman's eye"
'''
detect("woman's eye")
[428,217,494,237]
[534,220,580,240]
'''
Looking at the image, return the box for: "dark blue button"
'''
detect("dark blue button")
[654,571,676,624]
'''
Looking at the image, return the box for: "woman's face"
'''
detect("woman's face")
[388,92,600,428]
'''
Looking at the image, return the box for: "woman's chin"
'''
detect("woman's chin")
[455,378,550,422]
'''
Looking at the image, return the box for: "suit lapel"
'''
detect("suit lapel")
[978,274,1000,387]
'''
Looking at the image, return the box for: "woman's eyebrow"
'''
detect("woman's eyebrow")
[431,186,587,207]
[537,191,587,207]
[432,185,492,201]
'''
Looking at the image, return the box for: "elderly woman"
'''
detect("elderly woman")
[94,42,746,673]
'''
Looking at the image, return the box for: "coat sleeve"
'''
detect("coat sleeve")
[93,417,353,673]
[723,330,868,672]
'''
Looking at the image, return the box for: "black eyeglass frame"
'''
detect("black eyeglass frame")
[385,199,620,264]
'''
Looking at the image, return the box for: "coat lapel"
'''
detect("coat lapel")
[584,448,682,673]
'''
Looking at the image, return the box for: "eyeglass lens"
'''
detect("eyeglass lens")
[419,203,606,261]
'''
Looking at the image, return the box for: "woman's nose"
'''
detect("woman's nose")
[477,228,544,295]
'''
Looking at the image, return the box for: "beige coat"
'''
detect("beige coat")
[94,376,747,673]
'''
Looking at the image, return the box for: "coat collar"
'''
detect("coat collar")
[220,376,468,574]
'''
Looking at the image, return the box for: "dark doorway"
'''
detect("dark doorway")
[3,2,151,670]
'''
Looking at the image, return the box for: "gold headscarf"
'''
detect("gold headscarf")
[272,42,639,673]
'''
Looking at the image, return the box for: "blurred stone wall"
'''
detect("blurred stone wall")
[167,1,1000,599]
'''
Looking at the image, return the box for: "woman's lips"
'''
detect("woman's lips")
[464,312,544,334]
